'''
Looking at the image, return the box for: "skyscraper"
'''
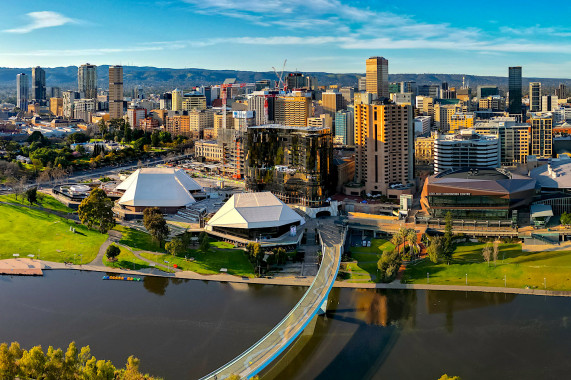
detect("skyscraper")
[365,56,389,99]
[31,66,46,103]
[529,82,541,112]
[16,73,29,111]
[109,65,123,119]
[354,102,414,195]
[556,84,567,99]
[322,92,343,117]
[508,66,522,115]
[78,63,97,99]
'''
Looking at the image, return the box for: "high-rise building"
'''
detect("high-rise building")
[16,73,29,111]
[449,113,475,132]
[50,97,63,117]
[247,92,276,125]
[274,94,311,127]
[172,89,183,111]
[78,63,97,99]
[334,110,354,146]
[434,129,500,173]
[476,85,499,101]
[286,73,305,89]
[365,56,389,99]
[181,94,207,111]
[401,81,417,95]
[62,91,80,118]
[418,85,441,99]
[322,92,343,117]
[474,117,530,165]
[556,84,567,99]
[530,113,553,158]
[73,98,97,122]
[49,87,61,98]
[31,67,46,103]
[109,65,123,119]
[127,107,147,129]
[245,125,333,207]
[354,102,414,195]
[542,95,558,112]
[529,82,541,112]
[358,76,367,92]
[508,66,522,115]
[339,87,354,107]
[160,92,172,110]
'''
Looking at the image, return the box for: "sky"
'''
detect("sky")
[0,0,570,77]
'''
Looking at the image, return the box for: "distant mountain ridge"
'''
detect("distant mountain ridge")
[0,65,569,93]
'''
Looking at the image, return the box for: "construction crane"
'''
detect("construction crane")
[272,59,287,90]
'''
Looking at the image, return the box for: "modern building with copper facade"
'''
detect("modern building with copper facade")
[420,168,536,220]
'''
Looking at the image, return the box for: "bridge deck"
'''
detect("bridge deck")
[200,222,344,380]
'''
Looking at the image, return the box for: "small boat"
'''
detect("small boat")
[102,275,142,281]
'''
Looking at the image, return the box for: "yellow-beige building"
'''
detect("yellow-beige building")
[354,102,414,195]
[188,109,214,139]
[365,56,389,99]
[275,95,311,127]
[530,113,553,159]
[50,97,63,116]
[415,133,435,165]
[474,118,530,165]
[182,94,207,111]
[195,140,223,161]
[449,113,474,132]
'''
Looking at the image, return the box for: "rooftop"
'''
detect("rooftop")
[436,168,510,180]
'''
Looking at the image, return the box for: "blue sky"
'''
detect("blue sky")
[0,0,570,77]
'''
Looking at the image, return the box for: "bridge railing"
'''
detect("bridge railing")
[200,240,342,380]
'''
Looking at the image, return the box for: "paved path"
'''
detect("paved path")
[89,230,123,266]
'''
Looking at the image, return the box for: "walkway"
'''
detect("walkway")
[199,221,346,380]
[89,230,123,266]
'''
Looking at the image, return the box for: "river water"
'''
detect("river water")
[1,271,571,380]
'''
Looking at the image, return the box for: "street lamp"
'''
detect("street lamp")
[427,272,430,284]
[465,273,468,285]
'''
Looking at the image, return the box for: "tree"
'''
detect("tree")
[391,227,408,255]
[25,186,37,205]
[106,245,121,261]
[165,237,185,256]
[143,207,169,247]
[561,212,571,226]
[133,138,146,152]
[275,247,287,265]
[0,342,21,379]
[442,212,455,264]
[406,229,418,258]
[482,242,492,266]
[199,232,210,252]
[493,240,500,266]
[438,375,461,380]
[98,119,107,139]
[78,188,116,233]
[18,345,47,379]
[427,236,443,263]
[377,249,402,283]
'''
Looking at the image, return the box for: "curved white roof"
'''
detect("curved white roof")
[117,168,202,207]
[207,192,305,229]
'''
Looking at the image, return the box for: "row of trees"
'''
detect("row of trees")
[426,212,455,265]
[0,341,159,380]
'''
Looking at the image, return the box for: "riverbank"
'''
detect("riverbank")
[9,259,571,298]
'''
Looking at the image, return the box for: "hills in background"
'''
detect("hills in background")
[0,65,570,94]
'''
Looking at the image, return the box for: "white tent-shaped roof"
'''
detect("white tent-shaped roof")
[117,168,202,207]
[207,192,305,229]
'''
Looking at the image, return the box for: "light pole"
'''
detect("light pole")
[465,273,468,285]
[427,272,430,284]
[504,274,507,287]
[544,278,546,290]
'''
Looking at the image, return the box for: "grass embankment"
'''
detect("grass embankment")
[140,240,255,277]
[342,239,396,283]
[402,242,571,291]
[114,225,166,253]
[0,203,106,263]
[0,193,73,213]
[103,246,151,270]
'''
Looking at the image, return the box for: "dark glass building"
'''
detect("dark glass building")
[246,124,333,207]
[508,66,522,115]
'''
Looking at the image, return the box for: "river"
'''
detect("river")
[1,271,571,379]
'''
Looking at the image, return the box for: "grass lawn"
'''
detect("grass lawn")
[402,242,571,291]
[0,193,73,213]
[140,244,255,277]
[0,203,106,263]
[103,246,151,270]
[114,225,166,253]
[341,239,395,283]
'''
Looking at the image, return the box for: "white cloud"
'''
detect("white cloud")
[3,11,78,34]
[0,46,164,57]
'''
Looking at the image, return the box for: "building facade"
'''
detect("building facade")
[365,56,389,99]
[434,129,500,173]
[529,82,541,112]
[508,66,522,115]
[16,73,29,112]
[530,113,553,159]
[354,102,414,195]
[78,63,97,99]
[109,65,123,119]
[31,67,46,104]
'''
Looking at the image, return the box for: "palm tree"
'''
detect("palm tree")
[392,227,408,255]
[406,229,418,259]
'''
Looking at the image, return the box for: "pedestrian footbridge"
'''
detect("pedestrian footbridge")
[200,223,346,380]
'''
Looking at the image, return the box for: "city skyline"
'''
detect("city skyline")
[0,1,570,78]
